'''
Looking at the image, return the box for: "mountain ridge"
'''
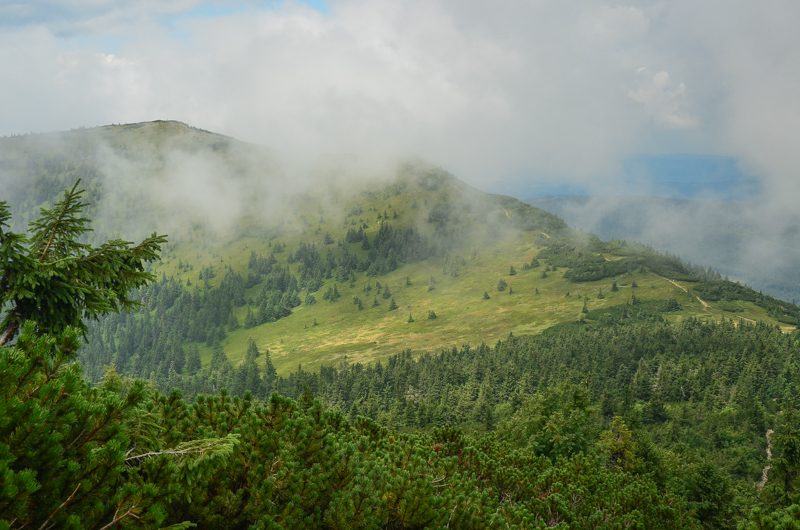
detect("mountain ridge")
[1,121,795,380]
[527,194,800,302]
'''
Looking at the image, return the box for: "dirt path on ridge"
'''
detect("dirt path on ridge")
[654,274,709,309]
[757,429,774,491]
[654,274,761,323]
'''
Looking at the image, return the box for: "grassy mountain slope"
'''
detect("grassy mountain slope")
[527,195,800,302]
[161,179,780,375]
[1,122,795,377]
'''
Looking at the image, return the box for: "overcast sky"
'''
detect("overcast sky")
[1,0,798,202]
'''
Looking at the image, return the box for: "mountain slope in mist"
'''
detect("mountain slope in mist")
[527,195,800,302]
[2,121,796,379]
[0,120,279,240]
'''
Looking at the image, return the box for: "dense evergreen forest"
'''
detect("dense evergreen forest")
[75,290,800,528]
[6,167,800,527]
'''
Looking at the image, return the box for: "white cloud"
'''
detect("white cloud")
[628,67,699,129]
[0,0,798,207]
[576,5,649,46]
[98,53,133,67]
[6,0,800,292]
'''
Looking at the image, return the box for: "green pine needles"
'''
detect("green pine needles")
[0,180,166,343]
[0,322,240,528]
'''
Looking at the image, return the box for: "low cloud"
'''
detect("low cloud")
[1,0,799,286]
[628,68,698,130]
[0,0,695,184]
[531,193,800,301]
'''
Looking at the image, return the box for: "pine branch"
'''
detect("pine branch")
[37,180,87,263]
[97,503,141,530]
[0,180,167,341]
[124,434,239,463]
[36,482,81,530]
[0,321,17,345]
[124,447,206,462]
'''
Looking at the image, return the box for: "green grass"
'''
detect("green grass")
[6,121,791,377]
[22,121,782,375]
[157,208,789,376]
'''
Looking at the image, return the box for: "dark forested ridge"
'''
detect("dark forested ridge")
[5,124,800,528]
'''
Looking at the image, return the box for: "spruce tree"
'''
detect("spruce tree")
[0,185,237,528]
[263,348,277,390]
[0,181,166,344]
[353,296,364,310]
[389,298,398,311]
[244,306,257,329]
[246,337,260,363]
[168,341,186,374]
[185,344,202,375]
[771,396,800,504]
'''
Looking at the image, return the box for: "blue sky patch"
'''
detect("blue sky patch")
[490,154,762,203]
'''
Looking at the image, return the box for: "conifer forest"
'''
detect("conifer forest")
[3,123,800,529]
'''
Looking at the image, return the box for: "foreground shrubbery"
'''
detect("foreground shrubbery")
[1,325,699,528]
[7,324,800,528]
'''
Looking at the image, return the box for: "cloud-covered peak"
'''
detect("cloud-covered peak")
[1,0,798,208]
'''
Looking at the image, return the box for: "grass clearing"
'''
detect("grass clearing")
[144,152,794,375]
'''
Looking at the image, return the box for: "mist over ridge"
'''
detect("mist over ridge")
[3,1,799,211]
[3,119,798,305]
[3,2,798,301]
[0,119,559,246]
[528,194,800,302]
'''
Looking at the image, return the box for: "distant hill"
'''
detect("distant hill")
[2,121,796,382]
[0,120,276,240]
[527,195,800,303]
